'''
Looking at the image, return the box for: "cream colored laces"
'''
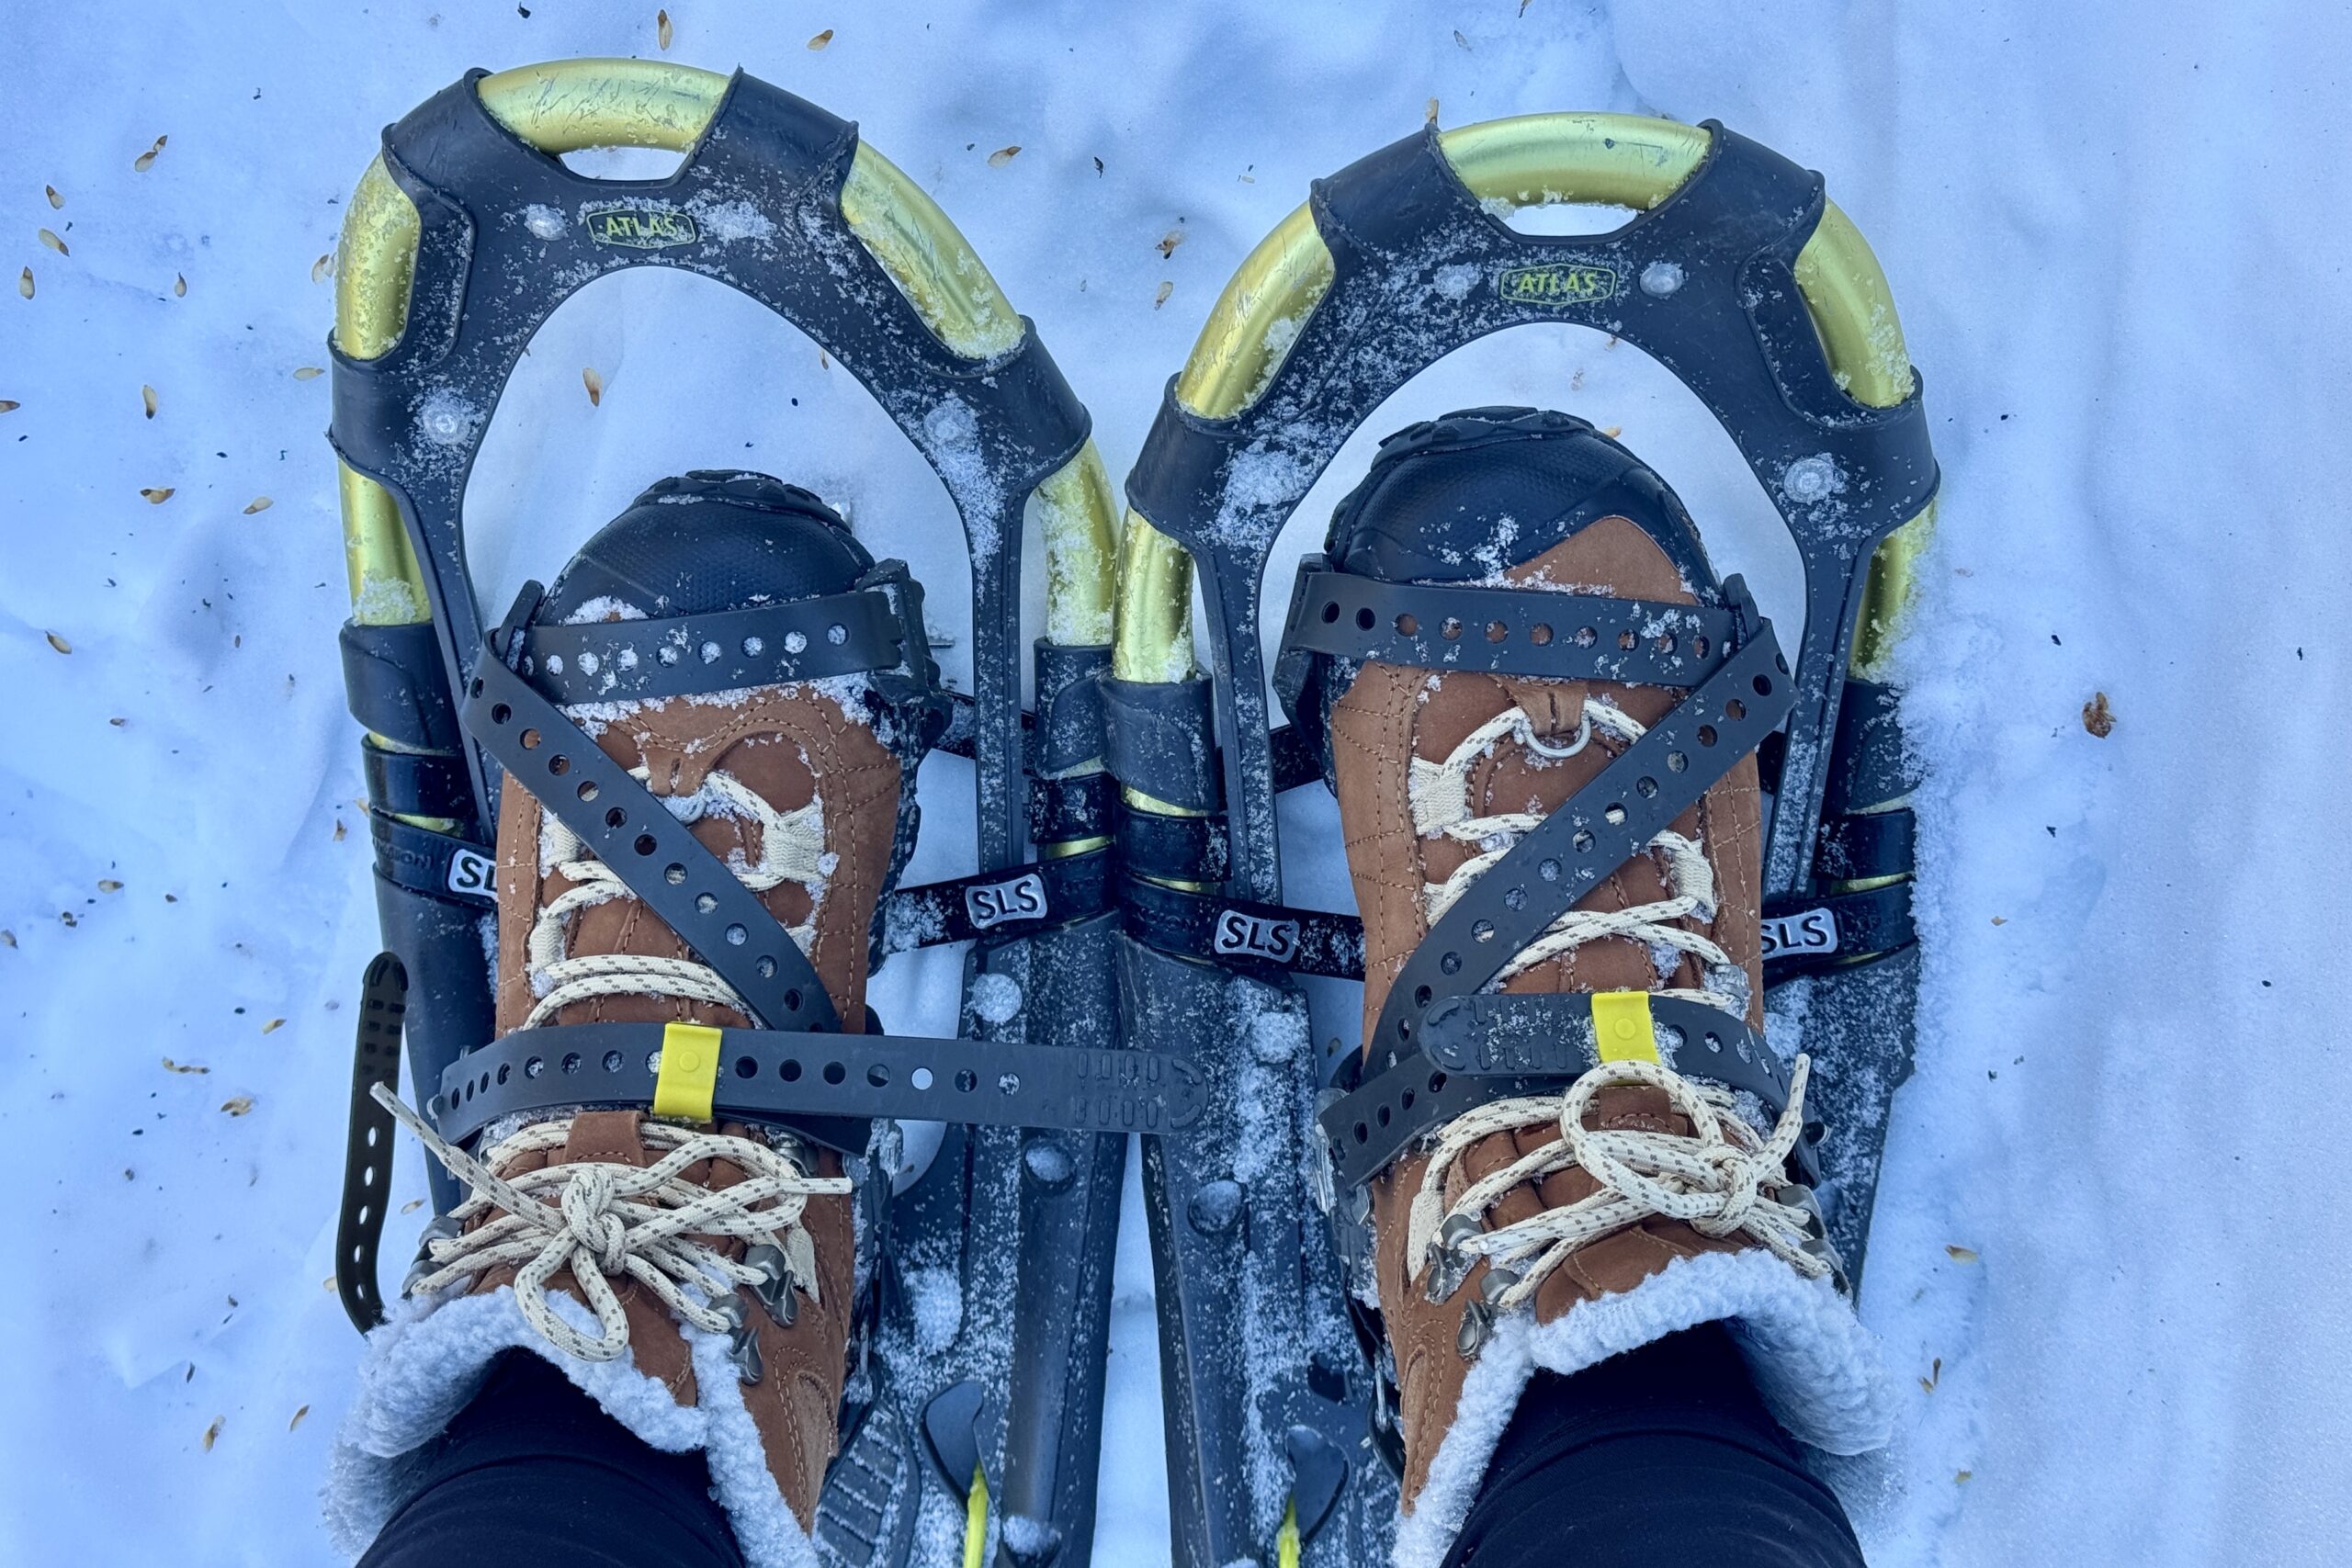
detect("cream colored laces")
[377,1086,850,1361]
[524,766,826,1029]
[1402,699,1823,1314]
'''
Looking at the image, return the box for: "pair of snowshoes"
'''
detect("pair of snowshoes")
[327,62,1935,1568]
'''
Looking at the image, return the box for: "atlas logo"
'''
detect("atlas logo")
[1759,907,1838,960]
[1496,262,1620,309]
[966,872,1048,931]
[1212,910,1300,964]
[582,206,699,250]
[446,846,497,900]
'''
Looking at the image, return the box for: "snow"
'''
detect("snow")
[6,1,2351,1566]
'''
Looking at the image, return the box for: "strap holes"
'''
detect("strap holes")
[1537,857,1561,882]
[646,1050,662,1074]
[1572,829,1595,853]
[360,1166,375,1189]
[1575,626,1598,648]
[471,679,487,699]
[356,1204,371,1225]
[495,1063,510,1085]
[757,957,777,979]
[734,1055,757,1078]
[1440,617,1463,641]
[1776,653,1791,674]
[700,640,722,664]
[1703,1032,1724,1053]
[823,1061,846,1085]
[1401,1089,1416,1111]
[725,923,748,946]
[1724,698,1747,721]
[525,1056,544,1078]
[1752,673,1773,696]
[428,1094,445,1116]
[1320,601,1341,624]
[695,892,718,914]
[784,631,808,654]
[1666,751,1688,773]
[1429,1071,1449,1093]
[1356,606,1377,630]
[1635,776,1659,798]
[742,636,764,658]
[868,1064,890,1088]
[634,832,659,856]
[1472,919,1495,942]
[1603,804,1626,825]
[548,754,569,775]
[998,1072,1021,1094]
[1655,634,1676,654]
[1693,636,1711,659]
[785,987,803,1012]
[1376,1105,1392,1127]
[1618,630,1638,651]
[1486,621,1508,643]
[1503,886,1526,910]
[1395,612,1419,636]
[519,728,541,750]
[911,1066,933,1090]
[490,702,512,725]
[578,781,601,803]
[1529,624,1554,646]
[827,624,848,646]
[956,1069,978,1092]
[1697,724,1719,747]
[658,646,682,666]
[1413,985,1432,1008]
[605,807,628,829]
[604,1050,624,1072]
[1352,1122,1369,1145]
[665,863,687,886]
[780,1058,802,1082]
[560,1052,582,1074]
[1439,952,1462,975]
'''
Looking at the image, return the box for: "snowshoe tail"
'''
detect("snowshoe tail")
[1107,113,1938,1562]
[324,60,1135,1568]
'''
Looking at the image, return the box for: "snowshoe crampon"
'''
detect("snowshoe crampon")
[325,59,1148,1568]
[1106,111,1939,1565]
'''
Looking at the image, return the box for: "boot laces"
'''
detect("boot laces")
[376,1086,850,1361]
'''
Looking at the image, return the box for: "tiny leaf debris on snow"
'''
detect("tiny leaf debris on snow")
[1153,280,1173,309]
[1,931,16,949]
[293,366,324,380]
[311,253,334,285]
[2082,690,2116,738]
[39,228,68,256]
[1956,1471,1973,1484]
[260,1018,286,1035]
[401,1197,425,1214]
[174,273,187,298]
[141,384,158,419]
[1946,1244,1980,1263]
[98,879,122,894]
[333,818,347,842]
[243,496,272,514]
[0,400,18,414]
[162,1056,210,1074]
[141,487,175,503]
[1454,28,1471,48]
[46,631,71,654]
[582,367,604,406]
[200,1416,222,1451]
[657,8,673,50]
[1425,97,1440,125]
[288,1405,311,1433]
[1156,229,1184,258]
[220,1095,255,1116]
[135,135,168,173]
[18,267,33,299]
[988,145,1022,167]
[46,184,64,209]
[1920,1356,1942,1393]
[808,27,832,49]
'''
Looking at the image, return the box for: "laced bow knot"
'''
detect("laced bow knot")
[556,1164,631,1276]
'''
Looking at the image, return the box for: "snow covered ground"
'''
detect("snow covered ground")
[5,0,2349,1562]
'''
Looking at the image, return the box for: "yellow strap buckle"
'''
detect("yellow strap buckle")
[651,1021,723,1122]
[1591,990,1661,1066]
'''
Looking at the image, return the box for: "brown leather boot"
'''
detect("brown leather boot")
[334,474,930,1568]
[1298,412,1890,1566]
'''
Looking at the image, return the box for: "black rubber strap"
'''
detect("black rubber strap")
[341,619,461,752]
[463,631,842,1033]
[430,1023,1203,1149]
[1813,808,1914,884]
[1102,675,1220,810]
[516,587,917,704]
[1121,876,1366,979]
[1034,641,1111,774]
[337,954,409,1333]
[1283,568,1736,688]
[1118,806,1228,886]
[1323,997,1804,1191]
[882,848,1113,953]
[1820,678,1917,816]
[363,738,475,821]
[370,813,497,907]
[1372,590,1792,1053]
[1761,882,1915,980]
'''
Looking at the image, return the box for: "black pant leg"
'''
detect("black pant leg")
[1443,1325,1867,1568]
[359,1351,745,1568]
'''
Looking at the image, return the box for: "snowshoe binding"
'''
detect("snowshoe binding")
[1106,113,1939,1564]
[327,60,1147,1568]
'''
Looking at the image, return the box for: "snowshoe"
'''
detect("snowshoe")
[1105,113,1939,1564]
[325,60,1148,1568]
